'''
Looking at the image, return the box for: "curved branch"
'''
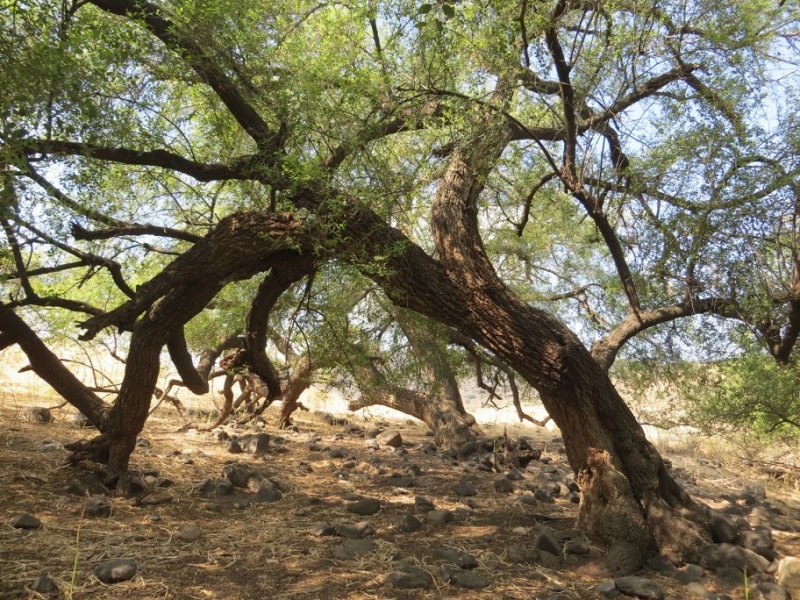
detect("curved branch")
[591,297,741,370]
[71,222,201,244]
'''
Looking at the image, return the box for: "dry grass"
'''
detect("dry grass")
[1,376,799,599]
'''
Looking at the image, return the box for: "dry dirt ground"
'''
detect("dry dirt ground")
[1,395,799,600]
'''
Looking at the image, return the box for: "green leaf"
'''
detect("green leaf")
[417,3,432,14]
[441,3,455,18]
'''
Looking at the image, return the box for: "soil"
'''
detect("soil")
[1,398,799,600]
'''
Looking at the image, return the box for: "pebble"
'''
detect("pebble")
[346,497,381,515]
[442,567,490,588]
[11,514,41,530]
[427,509,454,525]
[31,575,56,593]
[331,538,374,560]
[177,525,202,542]
[20,407,52,423]
[453,482,478,497]
[386,565,432,589]
[335,521,375,539]
[432,547,478,569]
[533,526,561,555]
[94,558,137,584]
[393,513,422,533]
[614,576,665,600]
[376,430,402,448]
[86,495,111,518]
[494,478,514,493]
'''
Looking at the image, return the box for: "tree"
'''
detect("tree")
[1,0,797,568]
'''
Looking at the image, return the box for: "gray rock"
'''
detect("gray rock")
[614,576,665,600]
[414,496,436,513]
[20,407,52,423]
[506,544,529,564]
[757,582,789,600]
[427,509,454,525]
[534,487,555,503]
[742,527,776,561]
[776,557,800,598]
[386,566,432,589]
[393,513,422,533]
[385,475,414,488]
[73,412,94,428]
[222,463,253,488]
[11,514,41,529]
[536,550,562,570]
[519,493,538,506]
[710,514,740,544]
[198,478,233,498]
[443,567,490,588]
[433,547,478,569]
[685,582,714,599]
[309,523,337,537]
[674,564,705,584]
[346,497,380,515]
[702,543,771,574]
[453,482,478,497]
[336,521,375,539]
[376,430,402,448]
[253,484,282,503]
[421,442,437,454]
[240,433,270,455]
[31,575,56,594]
[177,525,202,541]
[494,478,514,493]
[331,538,374,560]
[94,558,137,584]
[533,526,561,555]
[86,495,111,518]
[596,580,619,598]
[226,440,243,454]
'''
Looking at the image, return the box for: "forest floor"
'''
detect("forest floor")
[0,393,799,600]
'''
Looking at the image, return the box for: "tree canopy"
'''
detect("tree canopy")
[1,0,799,569]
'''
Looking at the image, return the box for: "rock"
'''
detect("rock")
[385,475,415,488]
[560,531,590,555]
[239,433,270,455]
[674,564,705,584]
[177,525,202,542]
[533,526,561,555]
[11,514,41,529]
[701,543,771,574]
[710,514,740,544]
[614,576,665,600]
[31,575,56,594]
[198,478,233,498]
[386,566,433,589]
[94,558,137,584]
[534,487,555,503]
[346,497,381,515]
[776,557,800,598]
[421,442,437,455]
[20,407,52,423]
[536,550,562,570]
[443,567,490,588]
[507,544,528,564]
[415,496,436,513]
[223,463,253,488]
[226,440,243,454]
[741,527,776,561]
[596,580,619,598]
[253,484,282,503]
[376,430,402,448]
[393,513,422,533]
[494,478,514,493]
[757,582,789,600]
[433,547,479,569]
[309,523,337,537]
[427,509,454,525]
[685,582,714,599]
[453,482,478,497]
[331,538,374,560]
[336,521,375,539]
[86,495,112,518]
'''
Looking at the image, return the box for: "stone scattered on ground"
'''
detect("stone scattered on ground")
[427,509,454,525]
[94,558,138,584]
[177,524,202,542]
[335,521,375,539]
[441,566,490,588]
[393,513,422,533]
[533,526,561,555]
[85,495,111,518]
[331,538,374,560]
[776,557,800,598]
[385,564,433,589]
[613,576,666,600]
[432,547,478,569]
[414,496,435,513]
[253,483,282,503]
[346,497,381,515]
[376,430,403,448]
[453,482,478,497]
[31,575,56,594]
[11,513,42,529]
[494,477,514,493]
